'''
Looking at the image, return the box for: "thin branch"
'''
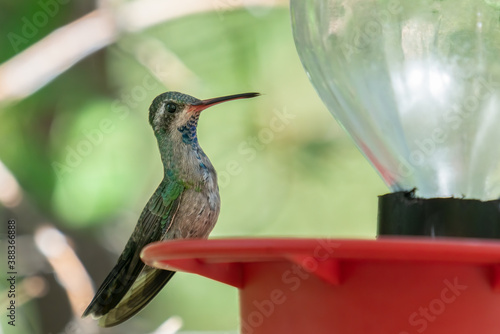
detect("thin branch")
[0,0,286,105]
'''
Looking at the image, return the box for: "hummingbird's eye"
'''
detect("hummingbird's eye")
[166,102,177,113]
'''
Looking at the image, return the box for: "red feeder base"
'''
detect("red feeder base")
[141,238,500,334]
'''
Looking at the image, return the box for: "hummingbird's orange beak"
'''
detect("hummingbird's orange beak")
[189,92,260,113]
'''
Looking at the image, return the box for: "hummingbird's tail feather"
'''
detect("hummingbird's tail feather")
[98,267,175,327]
[82,242,147,319]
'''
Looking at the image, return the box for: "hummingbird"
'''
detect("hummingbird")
[82,91,259,327]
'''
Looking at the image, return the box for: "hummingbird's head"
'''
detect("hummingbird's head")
[148,91,260,143]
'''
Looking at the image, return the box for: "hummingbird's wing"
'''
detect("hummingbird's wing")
[82,179,184,326]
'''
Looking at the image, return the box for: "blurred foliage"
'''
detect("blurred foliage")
[0,2,388,334]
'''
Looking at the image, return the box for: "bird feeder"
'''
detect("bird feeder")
[142,1,500,333]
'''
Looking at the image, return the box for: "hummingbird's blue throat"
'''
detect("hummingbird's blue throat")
[177,116,199,145]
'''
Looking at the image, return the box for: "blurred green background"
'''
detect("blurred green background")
[0,1,387,333]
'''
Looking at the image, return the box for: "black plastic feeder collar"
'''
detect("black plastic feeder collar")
[378,190,500,238]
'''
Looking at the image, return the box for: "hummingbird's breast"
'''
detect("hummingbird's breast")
[163,142,220,240]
